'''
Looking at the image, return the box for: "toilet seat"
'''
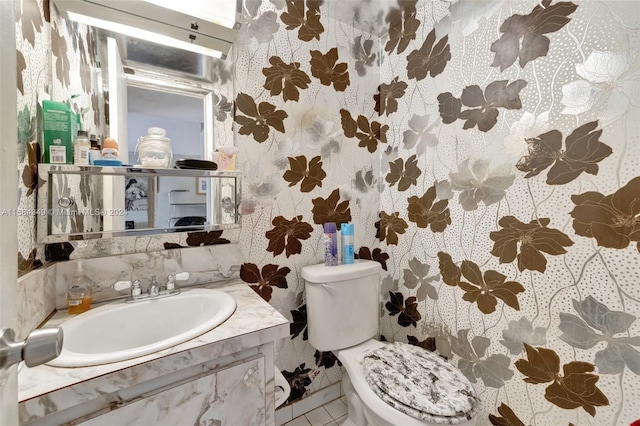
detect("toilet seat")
[363,342,479,424]
[335,340,478,425]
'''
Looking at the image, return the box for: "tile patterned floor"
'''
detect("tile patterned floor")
[284,396,348,426]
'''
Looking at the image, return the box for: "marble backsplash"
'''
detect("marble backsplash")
[54,244,243,308]
[16,244,244,339]
[16,264,57,340]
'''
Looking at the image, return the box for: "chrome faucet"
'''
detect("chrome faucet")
[112,273,190,303]
[148,275,160,297]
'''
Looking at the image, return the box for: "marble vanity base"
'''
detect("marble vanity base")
[18,282,289,426]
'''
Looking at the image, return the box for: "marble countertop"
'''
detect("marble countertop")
[18,281,289,402]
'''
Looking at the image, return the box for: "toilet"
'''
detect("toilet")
[302,260,479,426]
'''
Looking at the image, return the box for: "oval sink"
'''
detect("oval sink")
[47,289,236,368]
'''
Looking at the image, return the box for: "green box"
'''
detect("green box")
[43,100,77,164]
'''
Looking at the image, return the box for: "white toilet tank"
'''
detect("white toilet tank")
[301,260,382,352]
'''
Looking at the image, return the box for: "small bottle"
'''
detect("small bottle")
[102,137,119,160]
[341,223,354,264]
[88,134,101,165]
[67,261,92,314]
[323,223,338,266]
[73,130,90,165]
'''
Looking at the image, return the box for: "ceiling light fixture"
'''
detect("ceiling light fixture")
[54,0,238,59]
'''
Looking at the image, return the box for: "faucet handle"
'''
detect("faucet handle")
[131,280,142,296]
[113,281,132,292]
[175,272,190,281]
[166,275,176,291]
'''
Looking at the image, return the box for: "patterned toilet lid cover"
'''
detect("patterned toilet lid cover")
[362,342,479,424]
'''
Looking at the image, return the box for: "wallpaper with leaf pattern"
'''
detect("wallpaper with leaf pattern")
[15,0,640,423]
[235,0,640,424]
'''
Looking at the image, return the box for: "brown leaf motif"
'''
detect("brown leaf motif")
[185,231,230,246]
[385,291,421,327]
[385,1,421,55]
[339,109,388,153]
[406,28,451,80]
[516,121,612,185]
[457,260,525,314]
[265,215,313,257]
[407,335,437,353]
[515,344,609,416]
[280,0,324,42]
[440,81,527,131]
[375,76,407,116]
[18,248,43,276]
[386,154,421,191]
[570,176,640,252]
[439,253,525,314]
[311,189,351,229]
[437,92,462,124]
[290,304,308,340]
[283,155,326,192]
[234,93,288,143]
[378,211,408,245]
[437,252,461,287]
[241,262,291,302]
[309,48,350,91]
[489,403,526,426]
[491,0,578,71]
[438,80,528,132]
[407,185,451,232]
[263,56,311,102]
[22,142,41,197]
[490,216,574,272]
[356,246,389,271]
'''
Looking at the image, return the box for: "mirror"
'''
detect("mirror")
[37,1,238,244]
[37,165,240,243]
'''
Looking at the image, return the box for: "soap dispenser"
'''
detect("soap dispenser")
[66,261,93,314]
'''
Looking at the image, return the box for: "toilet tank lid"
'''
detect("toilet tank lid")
[301,260,381,284]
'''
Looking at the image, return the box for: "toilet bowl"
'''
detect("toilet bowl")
[302,261,479,426]
[274,367,290,409]
[336,339,477,425]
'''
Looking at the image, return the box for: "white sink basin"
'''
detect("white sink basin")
[47,289,236,367]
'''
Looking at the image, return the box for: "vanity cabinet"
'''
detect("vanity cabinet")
[18,283,290,426]
[80,355,265,426]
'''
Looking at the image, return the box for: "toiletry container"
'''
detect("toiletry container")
[218,146,238,171]
[102,138,120,160]
[323,222,338,266]
[73,130,90,165]
[136,127,173,168]
[66,261,92,314]
[341,223,354,264]
[88,134,101,165]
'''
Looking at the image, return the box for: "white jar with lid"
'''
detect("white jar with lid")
[136,127,173,168]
